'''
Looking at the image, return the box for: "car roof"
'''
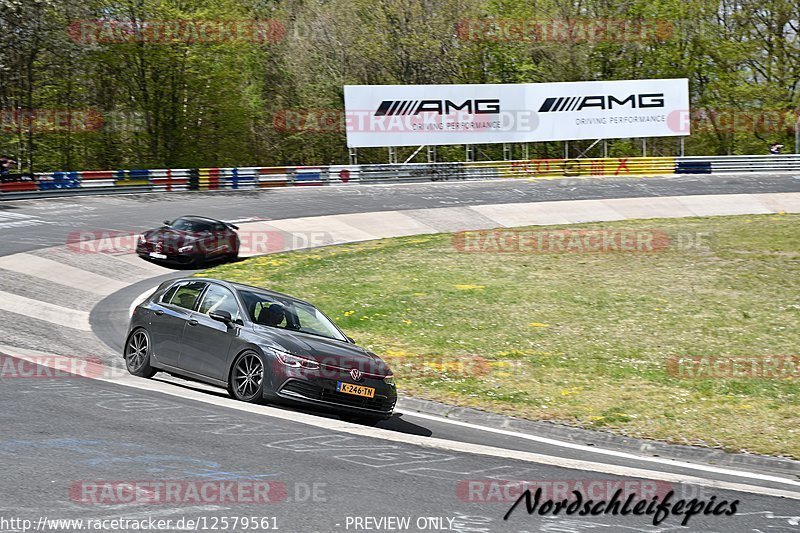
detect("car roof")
[174,215,227,224]
[187,277,312,306]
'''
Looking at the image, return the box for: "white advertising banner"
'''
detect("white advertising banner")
[344,79,689,147]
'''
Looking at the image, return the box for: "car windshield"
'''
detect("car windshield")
[170,218,213,232]
[237,289,346,342]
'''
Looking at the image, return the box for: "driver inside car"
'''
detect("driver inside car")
[258,303,285,327]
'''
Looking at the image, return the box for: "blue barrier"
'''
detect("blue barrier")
[115,169,151,184]
[294,169,324,186]
[676,161,712,174]
[39,171,80,190]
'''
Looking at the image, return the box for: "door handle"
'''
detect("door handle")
[155,310,164,316]
[188,319,198,326]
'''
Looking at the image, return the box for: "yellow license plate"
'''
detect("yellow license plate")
[337,381,375,398]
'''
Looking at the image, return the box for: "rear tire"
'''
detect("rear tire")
[124,329,157,378]
[228,243,239,261]
[228,351,265,403]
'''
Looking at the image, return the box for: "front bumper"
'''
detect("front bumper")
[268,376,396,419]
[136,244,203,265]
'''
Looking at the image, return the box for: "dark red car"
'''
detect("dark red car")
[137,215,240,266]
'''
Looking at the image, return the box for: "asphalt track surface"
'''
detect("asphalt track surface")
[1,172,799,256]
[1,174,799,533]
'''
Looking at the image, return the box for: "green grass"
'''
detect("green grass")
[201,214,800,458]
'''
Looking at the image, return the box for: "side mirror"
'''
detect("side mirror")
[163,220,171,226]
[209,310,233,325]
[346,336,356,344]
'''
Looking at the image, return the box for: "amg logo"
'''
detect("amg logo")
[374,99,501,116]
[538,93,665,112]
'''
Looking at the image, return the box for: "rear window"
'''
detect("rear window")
[165,281,207,310]
[160,284,180,304]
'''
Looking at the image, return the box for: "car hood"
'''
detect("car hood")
[252,325,391,376]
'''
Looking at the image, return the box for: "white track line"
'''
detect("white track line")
[395,408,798,488]
[0,253,128,295]
[0,291,92,331]
[1,344,798,500]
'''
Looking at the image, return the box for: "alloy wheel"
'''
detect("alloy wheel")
[232,352,264,401]
[126,330,148,371]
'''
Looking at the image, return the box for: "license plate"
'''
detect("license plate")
[149,252,167,259]
[337,382,375,398]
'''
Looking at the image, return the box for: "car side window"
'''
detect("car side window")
[253,300,288,327]
[167,281,207,311]
[198,284,240,320]
[160,284,180,304]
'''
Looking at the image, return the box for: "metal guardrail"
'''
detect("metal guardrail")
[677,154,800,173]
[2,154,798,200]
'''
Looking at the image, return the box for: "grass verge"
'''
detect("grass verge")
[201,214,800,458]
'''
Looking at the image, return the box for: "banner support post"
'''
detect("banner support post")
[427,146,436,163]
[795,114,799,154]
[349,148,358,165]
[403,145,426,164]
[575,139,602,159]
[465,145,474,162]
[388,147,398,164]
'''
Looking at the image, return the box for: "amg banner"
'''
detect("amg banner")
[343,79,689,147]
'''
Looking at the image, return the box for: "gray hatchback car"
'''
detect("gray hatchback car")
[124,278,396,424]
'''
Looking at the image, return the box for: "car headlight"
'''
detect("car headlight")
[138,234,146,244]
[178,244,194,253]
[384,374,395,386]
[274,349,320,370]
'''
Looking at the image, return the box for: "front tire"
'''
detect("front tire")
[125,329,157,378]
[228,351,265,403]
